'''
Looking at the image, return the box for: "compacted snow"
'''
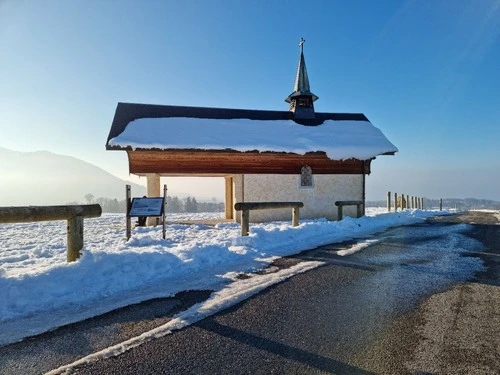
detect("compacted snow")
[0,208,465,346]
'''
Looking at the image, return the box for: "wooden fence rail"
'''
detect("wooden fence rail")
[0,204,102,262]
[234,201,304,236]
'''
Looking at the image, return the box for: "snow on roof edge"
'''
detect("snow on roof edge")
[109,117,398,160]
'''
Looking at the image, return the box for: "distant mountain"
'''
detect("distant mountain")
[0,147,146,206]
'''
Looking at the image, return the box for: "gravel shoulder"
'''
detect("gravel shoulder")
[355,211,500,375]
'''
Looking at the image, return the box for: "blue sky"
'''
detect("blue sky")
[1,0,499,200]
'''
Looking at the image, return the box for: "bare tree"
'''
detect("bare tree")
[84,193,95,204]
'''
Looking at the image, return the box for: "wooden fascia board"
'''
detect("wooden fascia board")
[126,150,372,175]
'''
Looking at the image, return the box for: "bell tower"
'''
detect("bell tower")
[285,38,319,119]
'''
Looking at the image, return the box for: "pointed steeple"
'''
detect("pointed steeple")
[285,38,319,119]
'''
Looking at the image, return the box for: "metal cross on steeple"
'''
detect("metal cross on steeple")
[299,37,305,54]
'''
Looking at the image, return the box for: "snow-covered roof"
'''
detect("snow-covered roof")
[108,116,397,160]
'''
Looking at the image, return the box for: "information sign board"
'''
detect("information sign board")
[129,197,164,217]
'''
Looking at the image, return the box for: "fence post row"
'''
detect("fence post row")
[0,205,102,262]
[387,192,428,212]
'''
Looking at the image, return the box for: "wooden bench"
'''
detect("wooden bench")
[335,200,363,220]
[234,201,304,236]
[0,204,102,262]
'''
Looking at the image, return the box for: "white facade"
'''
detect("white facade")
[231,174,363,223]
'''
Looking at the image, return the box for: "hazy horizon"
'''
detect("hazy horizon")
[1,146,498,206]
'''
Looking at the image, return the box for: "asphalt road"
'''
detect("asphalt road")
[1,211,498,374]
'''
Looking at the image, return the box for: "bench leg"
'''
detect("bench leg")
[292,207,299,227]
[337,206,343,221]
[357,204,362,218]
[241,209,250,236]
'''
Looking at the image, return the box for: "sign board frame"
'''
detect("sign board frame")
[125,184,168,240]
[129,197,164,217]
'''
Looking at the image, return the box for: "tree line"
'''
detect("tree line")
[67,194,224,213]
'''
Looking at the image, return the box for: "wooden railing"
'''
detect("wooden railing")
[234,202,304,236]
[0,204,102,262]
[335,200,363,220]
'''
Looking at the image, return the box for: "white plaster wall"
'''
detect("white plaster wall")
[233,174,363,223]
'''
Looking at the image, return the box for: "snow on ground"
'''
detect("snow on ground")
[1,208,447,345]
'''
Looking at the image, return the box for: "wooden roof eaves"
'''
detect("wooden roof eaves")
[120,147,330,156]
[108,145,395,162]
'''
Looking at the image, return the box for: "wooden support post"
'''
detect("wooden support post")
[67,215,83,262]
[357,204,362,218]
[394,193,398,212]
[241,209,250,236]
[440,198,443,211]
[422,198,424,210]
[225,176,234,220]
[406,195,410,209]
[292,207,299,227]
[163,184,167,240]
[411,196,415,209]
[146,173,160,226]
[387,191,391,212]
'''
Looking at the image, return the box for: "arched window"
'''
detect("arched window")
[300,165,314,188]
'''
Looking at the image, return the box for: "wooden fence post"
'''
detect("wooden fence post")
[67,215,84,262]
[394,193,398,212]
[440,198,443,211]
[422,198,424,210]
[387,191,391,212]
